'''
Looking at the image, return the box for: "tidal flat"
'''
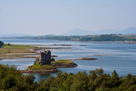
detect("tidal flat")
[0,44,71,59]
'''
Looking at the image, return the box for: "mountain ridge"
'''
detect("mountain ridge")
[63,28,93,36]
[62,27,136,35]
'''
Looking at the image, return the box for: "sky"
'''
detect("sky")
[0,0,136,35]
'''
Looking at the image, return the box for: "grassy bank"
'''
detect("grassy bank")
[0,44,37,59]
[51,59,74,65]
[0,44,36,53]
[51,59,78,68]
[81,57,97,60]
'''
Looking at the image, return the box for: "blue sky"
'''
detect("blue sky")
[0,0,136,35]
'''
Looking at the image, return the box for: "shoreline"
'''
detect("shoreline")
[21,63,78,74]
[0,56,97,61]
[0,54,58,60]
[68,58,97,60]
[21,64,78,74]
[21,68,58,74]
[1,38,136,44]
[0,45,71,60]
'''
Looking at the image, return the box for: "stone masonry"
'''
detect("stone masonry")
[39,50,51,65]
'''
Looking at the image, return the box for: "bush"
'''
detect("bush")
[0,64,35,90]
[0,41,4,48]
[51,58,55,61]
[34,58,39,64]
[1,74,16,89]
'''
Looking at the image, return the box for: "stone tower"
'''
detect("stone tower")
[39,50,51,65]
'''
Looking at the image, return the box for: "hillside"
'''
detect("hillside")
[117,27,136,34]
[63,28,92,35]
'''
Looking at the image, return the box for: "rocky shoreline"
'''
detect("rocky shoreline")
[21,68,58,74]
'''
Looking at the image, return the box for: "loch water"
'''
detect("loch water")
[0,39,136,82]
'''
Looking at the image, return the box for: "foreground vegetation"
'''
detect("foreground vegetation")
[1,64,136,91]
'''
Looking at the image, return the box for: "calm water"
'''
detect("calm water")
[0,39,136,82]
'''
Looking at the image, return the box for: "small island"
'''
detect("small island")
[52,59,78,68]
[68,57,97,60]
[21,50,78,74]
[81,57,97,60]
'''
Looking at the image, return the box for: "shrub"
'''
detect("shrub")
[51,58,55,61]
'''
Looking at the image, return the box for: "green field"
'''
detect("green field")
[0,44,36,53]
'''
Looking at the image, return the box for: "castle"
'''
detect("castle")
[39,50,51,65]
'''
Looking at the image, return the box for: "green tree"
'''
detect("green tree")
[111,70,119,80]
[1,74,16,89]
[51,58,55,61]
[0,41,4,48]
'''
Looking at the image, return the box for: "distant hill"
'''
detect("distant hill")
[63,28,118,35]
[117,27,136,34]
[63,27,136,36]
[97,29,117,34]
[63,28,93,36]
[97,27,136,35]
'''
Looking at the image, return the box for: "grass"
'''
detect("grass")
[28,62,56,71]
[3,44,34,49]
[51,59,74,65]
[28,60,75,71]
[81,57,97,60]
[0,44,36,53]
[82,57,90,60]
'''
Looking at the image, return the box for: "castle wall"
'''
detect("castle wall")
[39,50,51,65]
[45,51,51,65]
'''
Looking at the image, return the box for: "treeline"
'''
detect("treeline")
[30,34,136,41]
[0,41,4,48]
[4,34,136,41]
[79,35,127,41]
[1,64,136,91]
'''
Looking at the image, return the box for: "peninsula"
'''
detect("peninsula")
[0,44,70,59]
